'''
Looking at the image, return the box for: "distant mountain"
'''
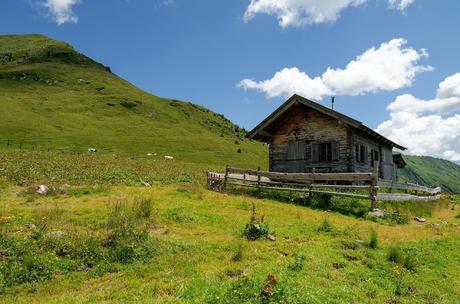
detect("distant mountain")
[400,155,460,193]
[0,34,267,166]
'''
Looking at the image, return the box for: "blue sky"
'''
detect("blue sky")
[1,0,460,161]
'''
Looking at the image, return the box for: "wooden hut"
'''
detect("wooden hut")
[246,94,406,181]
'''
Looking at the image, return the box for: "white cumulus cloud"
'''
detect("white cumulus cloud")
[244,0,415,27]
[244,0,367,27]
[389,0,415,12]
[238,38,432,100]
[376,73,460,162]
[42,0,81,25]
[238,67,331,100]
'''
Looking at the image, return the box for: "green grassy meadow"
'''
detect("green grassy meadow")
[0,150,460,303]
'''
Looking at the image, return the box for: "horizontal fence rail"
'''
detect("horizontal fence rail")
[378,180,441,195]
[207,163,442,205]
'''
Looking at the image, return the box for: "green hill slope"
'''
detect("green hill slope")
[0,34,266,166]
[400,155,460,193]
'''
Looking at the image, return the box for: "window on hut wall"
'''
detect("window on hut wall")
[312,142,339,162]
[371,149,379,166]
[319,143,332,162]
[355,144,367,164]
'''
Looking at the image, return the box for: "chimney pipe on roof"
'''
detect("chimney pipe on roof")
[331,96,335,110]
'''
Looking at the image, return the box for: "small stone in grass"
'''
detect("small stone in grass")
[24,223,36,230]
[141,181,151,187]
[414,216,427,223]
[36,185,49,195]
[368,208,385,217]
[267,234,276,241]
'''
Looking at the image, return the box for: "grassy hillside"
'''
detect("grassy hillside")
[0,34,266,167]
[400,155,460,193]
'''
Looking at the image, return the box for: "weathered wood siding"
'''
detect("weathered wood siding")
[352,132,396,180]
[269,103,350,173]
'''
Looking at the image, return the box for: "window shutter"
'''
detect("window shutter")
[287,142,295,160]
[298,141,306,160]
[287,140,306,160]
[306,143,312,161]
[332,142,339,161]
[311,142,319,162]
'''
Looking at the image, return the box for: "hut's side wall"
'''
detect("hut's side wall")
[352,132,396,181]
[269,104,351,173]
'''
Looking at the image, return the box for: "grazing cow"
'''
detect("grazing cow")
[88,148,98,153]
[164,155,174,161]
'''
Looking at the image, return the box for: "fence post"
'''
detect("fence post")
[257,166,261,189]
[370,161,379,209]
[223,165,229,191]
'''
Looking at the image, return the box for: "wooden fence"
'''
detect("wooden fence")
[207,162,441,206]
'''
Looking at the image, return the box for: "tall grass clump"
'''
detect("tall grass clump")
[104,201,152,264]
[387,246,418,271]
[134,197,153,219]
[317,219,334,233]
[369,229,378,249]
[387,247,404,264]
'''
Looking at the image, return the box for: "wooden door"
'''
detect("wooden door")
[286,140,306,172]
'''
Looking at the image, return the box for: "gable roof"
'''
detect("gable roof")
[246,94,406,151]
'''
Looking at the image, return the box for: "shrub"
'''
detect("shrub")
[242,203,270,241]
[384,212,410,225]
[310,194,332,210]
[369,229,378,249]
[247,189,370,218]
[317,219,334,233]
[387,247,404,264]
